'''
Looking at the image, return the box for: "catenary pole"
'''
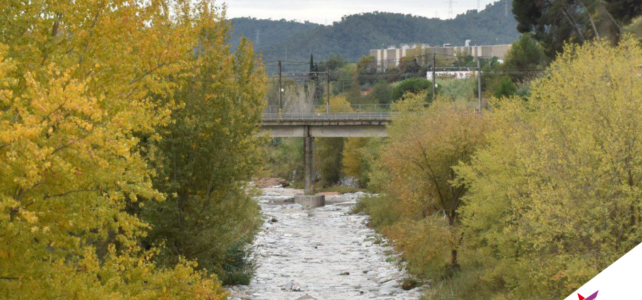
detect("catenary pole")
[477,56,483,115]
[278,60,282,116]
[432,53,437,101]
[326,61,331,114]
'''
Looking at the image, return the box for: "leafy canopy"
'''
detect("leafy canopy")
[457,36,642,299]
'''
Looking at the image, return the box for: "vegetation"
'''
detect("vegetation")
[141,9,265,285]
[362,94,487,275]
[455,37,642,299]
[513,0,642,57]
[0,0,264,298]
[232,0,519,71]
[391,78,434,102]
[356,37,642,299]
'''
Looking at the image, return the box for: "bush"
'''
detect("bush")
[391,78,434,102]
[383,217,451,279]
[219,237,258,285]
[353,195,402,230]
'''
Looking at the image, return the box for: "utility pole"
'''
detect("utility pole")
[445,0,457,19]
[278,60,283,117]
[255,29,260,46]
[505,0,509,17]
[326,61,331,114]
[432,53,437,101]
[477,0,481,11]
[477,56,482,115]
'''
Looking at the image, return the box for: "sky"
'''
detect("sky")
[222,0,503,24]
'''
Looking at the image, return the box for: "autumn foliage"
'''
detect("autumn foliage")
[457,37,642,299]
[0,0,264,298]
[360,37,642,299]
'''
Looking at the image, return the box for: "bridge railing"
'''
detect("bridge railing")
[262,112,392,121]
[263,104,391,114]
[262,104,393,121]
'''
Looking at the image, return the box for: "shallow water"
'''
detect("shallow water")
[228,187,421,300]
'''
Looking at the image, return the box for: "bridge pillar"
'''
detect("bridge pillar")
[304,126,315,195]
[298,126,325,207]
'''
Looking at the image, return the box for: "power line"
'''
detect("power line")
[505,0,509,17]
[255,29,260,46]
[445,0,457,19]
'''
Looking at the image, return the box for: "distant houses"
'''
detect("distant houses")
[369,41,512,71]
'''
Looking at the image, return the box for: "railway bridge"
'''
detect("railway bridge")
[260,105,392,202]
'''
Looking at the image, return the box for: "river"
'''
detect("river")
[228,187,422,300]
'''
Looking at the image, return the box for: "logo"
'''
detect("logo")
[578,291,598,300]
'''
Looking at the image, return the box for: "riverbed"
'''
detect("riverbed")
[228,187,422,300]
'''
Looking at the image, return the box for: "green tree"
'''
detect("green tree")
[370,80,393,104]
[391,78,434,102]
[491,76,518,98]
[314,96,353,186]
[502,33,548,82]
[143,6,266,285]
[513,0,642,56]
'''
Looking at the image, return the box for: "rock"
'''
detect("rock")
[254,178,290,188]
[282,282,301,291]
[316,192,341,196]
[225,186,418,299]
[401,278,419,290]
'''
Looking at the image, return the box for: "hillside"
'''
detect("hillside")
[230,18,321,51]
[230,0,519,71]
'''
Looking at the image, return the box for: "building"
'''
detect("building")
[369,43,430,70]
[368,41,512,71]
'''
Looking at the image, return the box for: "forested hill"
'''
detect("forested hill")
[229,18,321,51]
[230,0,518,69]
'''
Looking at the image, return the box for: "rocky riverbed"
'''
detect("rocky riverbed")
[228,187,422,300]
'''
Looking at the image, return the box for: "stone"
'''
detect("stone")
[254,178,290,188]
[294,195,325,208]
[226,186,419,300]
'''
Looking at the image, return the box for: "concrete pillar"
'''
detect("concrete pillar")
[304,126,315,195]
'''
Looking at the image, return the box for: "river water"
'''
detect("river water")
[228,187,422,300]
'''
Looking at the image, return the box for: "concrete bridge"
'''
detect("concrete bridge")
[260,112,391,138]
[260,105,392,205]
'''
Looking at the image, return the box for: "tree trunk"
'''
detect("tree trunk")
[448,211,461,273]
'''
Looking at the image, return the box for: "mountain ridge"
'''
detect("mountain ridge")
[230,0,519,70]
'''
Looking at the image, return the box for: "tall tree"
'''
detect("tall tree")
[0,0,227,298]
[513,0,642,56]
[142,3,266,285]
[458,37,642,298]
[382,95,487,271]
[502,33,549,82]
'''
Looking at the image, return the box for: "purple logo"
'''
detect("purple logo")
[578,290,598,300]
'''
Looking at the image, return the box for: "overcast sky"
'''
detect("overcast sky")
[222,0,502,24]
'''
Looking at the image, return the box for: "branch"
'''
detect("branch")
[560,5,587,43]
[579,0,601,41]
[44,188,101,200]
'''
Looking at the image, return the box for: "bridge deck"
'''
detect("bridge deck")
[260,112,392,138]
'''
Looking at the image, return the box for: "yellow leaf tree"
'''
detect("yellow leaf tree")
[0,0,227,298]
[457,37,642,299]
[380,94,487,272]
